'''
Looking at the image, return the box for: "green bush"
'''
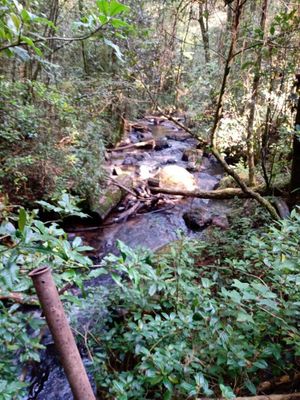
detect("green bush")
[83,211,300,399]
[0,204,93,399]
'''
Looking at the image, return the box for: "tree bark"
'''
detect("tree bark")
[246,0,268,186]
[198,2,210,63]
[78,0,88,74]
[290,74,300,201]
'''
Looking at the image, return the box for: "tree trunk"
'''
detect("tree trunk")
[198,2,210,63]
[290,74,300,201]
[78,0,88,74]
[246,0,268,186]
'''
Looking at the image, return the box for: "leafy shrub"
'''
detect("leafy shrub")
[0,206,93,399]
[83,211,300,399]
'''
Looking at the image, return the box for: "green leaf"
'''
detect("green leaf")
[148,375,163,385]
[20,9,31,23]
[253,360,268,369]
[149,284,157,296]
[245,380,257,395]
[220,384,236,399]
[18,208,27,233]
[236,311,254,323]
[97,0,129,17]
[270,25,275,35]
[104,38,124,62]
[163,390,172,400]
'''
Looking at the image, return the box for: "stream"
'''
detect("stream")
[25,116,232,399]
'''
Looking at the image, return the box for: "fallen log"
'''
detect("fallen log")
[150,186,266,199]
[107,139,155,152]
[197,394,300,400]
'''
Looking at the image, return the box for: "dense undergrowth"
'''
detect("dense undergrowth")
[76,207,299,400]
[1,198,300,399]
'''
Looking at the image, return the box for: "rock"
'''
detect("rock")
[157,165,197,191]
[154,137,170,150]
[183,208,212,231]
[112,166,123,176]
[91,175,133,220]
[128,133,139,144]
[122,153,144,165]
[166,131,191,141]
[138,131,153,141]
[182,149,203,172]
[211,215,229,230]
[182,148,203,163]
[186,162,198,172]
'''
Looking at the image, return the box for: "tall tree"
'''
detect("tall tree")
[246,0,268,187]
[198,1,210,63]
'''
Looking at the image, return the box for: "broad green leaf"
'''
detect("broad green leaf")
[220,384,235,399]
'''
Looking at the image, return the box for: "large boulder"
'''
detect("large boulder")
[156,165,197,191]
[183,207,230,231]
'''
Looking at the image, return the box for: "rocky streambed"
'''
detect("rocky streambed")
[25,116,232,399]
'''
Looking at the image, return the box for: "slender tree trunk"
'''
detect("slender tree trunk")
[78,0,88,74]
[198,2,210,63]
[211,0,242,148]
[32,0,60,81]
[290,74,300,201]
[246,0,268,186]
[261,69,275,189]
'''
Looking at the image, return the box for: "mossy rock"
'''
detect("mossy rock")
[91,175,133,220]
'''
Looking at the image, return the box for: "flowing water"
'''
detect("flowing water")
[25,117,232,399]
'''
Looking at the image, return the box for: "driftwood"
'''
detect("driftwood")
[150,186,265,199]
[113,201,141,222]
[107,139,155,152]
[197,394,300,400]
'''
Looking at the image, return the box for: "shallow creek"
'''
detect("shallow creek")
[25,117,231,399]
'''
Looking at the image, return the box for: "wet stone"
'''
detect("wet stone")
[154,137,170,150]
[166,131,191,141]
[211,215,229,230]
[183,208,212,231]
[122,154,144,165]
